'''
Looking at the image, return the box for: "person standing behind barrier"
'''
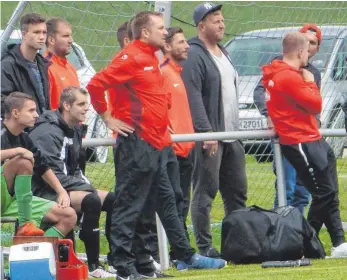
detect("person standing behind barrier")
[254,24,323,214]
[181,2,248,258]
[263,32,347,258]
[1,13,50,118]
[29,87,117,278]
[44,17,88,175]
[87,11,226,280]
[160,26,195,258]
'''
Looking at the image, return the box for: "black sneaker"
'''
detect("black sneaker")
[116,274,147,280]
[199,247,221,259]
[140,270,174,278]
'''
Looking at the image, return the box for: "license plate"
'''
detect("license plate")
[239,119,267,130]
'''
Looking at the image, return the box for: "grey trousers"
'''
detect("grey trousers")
[191,140,248,252]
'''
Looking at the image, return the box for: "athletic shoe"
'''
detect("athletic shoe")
[139,270,174,278]
[16,222,44,236]
[176,253,226,270]
[331,242,347,258]
[175,261,188,271]
[106,265,117,274]
[89,265,116,278]
[153,260,161,271]
[116,274,146,280]
[199,247,221,258]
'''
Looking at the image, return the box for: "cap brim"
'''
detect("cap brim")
[196,4,223,26]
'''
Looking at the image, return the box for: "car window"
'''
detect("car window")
[5,38,83,70]
[226,36,337,75]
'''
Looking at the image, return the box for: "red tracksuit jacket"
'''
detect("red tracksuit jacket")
[87,40,172,150]
[262,60,322,145]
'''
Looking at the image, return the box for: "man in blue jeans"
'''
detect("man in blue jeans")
[254,24,323,213]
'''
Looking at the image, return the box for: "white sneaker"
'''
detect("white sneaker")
[331,242,347,258]
[149,255,161,271]
[89,266,117,278]
[153,260,161,271]
[106,265,117,274]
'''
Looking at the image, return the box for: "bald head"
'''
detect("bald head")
[282,32,310,68]
[283,32,308,56]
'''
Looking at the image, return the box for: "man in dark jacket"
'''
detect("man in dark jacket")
[29,86,116,278]
[1,13,50,118]
[181,2,247,258]
[253,24,322,213]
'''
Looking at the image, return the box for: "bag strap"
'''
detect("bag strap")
[249,205,277,214]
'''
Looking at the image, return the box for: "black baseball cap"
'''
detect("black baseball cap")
[193,2,223,26]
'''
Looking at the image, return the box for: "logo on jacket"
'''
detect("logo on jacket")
[121,54,128,60]
[268,80,274,87]
[173,83,179,88]
[144,66,154,71]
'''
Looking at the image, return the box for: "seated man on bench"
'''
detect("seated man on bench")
[1,92,77,238]
[29,86,116,277]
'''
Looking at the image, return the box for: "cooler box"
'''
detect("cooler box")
[9,242,56,280]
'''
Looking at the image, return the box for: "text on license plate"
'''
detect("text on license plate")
[239,119,267,130]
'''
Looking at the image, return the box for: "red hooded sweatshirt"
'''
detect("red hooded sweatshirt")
[262,60,322,145]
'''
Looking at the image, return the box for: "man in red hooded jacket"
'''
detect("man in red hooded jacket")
[263,32,347,258]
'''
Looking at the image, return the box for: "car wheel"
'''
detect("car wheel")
[86,115,110,164]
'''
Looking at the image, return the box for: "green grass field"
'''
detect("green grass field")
[2,1,347,279]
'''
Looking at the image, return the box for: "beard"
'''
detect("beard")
[171,50,187,62]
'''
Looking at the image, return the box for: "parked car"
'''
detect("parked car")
[225,25,347,162]
[0,29,110,163]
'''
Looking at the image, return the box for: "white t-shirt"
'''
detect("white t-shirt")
[209,50,239,141]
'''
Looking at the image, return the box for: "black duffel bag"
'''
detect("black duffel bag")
[221,206,325,264]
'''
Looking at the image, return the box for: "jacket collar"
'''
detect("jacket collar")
[161,56,182,72]
[132,40,159,54]
[44,50,68,67]
[4,44,49,71]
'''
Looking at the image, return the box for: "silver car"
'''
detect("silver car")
[225,25,347,162]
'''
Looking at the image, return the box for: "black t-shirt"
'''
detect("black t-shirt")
[1,123,49,176]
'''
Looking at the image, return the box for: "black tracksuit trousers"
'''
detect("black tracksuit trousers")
[281,138,345,247]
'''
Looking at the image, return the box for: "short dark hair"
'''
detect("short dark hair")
[117,21,128,48]
[132,11,163,40]
[59,86,88,110]
[4,92,35,119]
[46,17,71,46]
[165,27,184,44]
[20,13,46,32]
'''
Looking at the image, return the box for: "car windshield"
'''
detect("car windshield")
[226,36,337,75]
[6,38,83,70]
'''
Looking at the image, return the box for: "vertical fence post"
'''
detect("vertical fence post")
[153,1,172,271]
[154,1,172,27]
[273,137,287,207]
[0,0,28,52]
[0,245,4,280]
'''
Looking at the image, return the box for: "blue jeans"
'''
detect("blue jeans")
[272,142,311,214]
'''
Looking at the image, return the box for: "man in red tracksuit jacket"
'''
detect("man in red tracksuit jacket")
[87,11,226,280]
[263,31,347,258]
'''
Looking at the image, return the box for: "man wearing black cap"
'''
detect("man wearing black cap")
[182,2,248,258]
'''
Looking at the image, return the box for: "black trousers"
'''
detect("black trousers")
[147,148,193,262]
[110,134,194,277]
[281,139,345,247]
